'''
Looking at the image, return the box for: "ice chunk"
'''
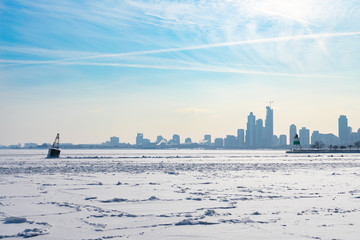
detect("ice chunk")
[17,228,46,238]
[4,217,27,224]
[148,196,159,201]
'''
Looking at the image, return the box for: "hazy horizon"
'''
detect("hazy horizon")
[1,0,360,145]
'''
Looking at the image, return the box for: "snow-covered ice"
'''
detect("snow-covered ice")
[1,149,360,239]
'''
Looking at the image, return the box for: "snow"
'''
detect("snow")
[0,149,360,239]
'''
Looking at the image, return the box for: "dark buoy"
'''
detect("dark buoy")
[47,133,61,158]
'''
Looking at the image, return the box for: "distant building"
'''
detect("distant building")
[264,106,274,147]
[214,138,224,148]
[299,127,310,147]
[136,133,143,145]
[9,144,21,149]
[279,135,287,146]
[321,133,339,146]
[185,137,192,144]
[255,119,264,147]
[311,131,320,145]
[224,135,237,148]
[350,132,358,145]
[203,134,211,145]
[246,112,256,147]
[289,124,297,146]
[237,129,245,147]
[311,132,339,147]
[24,143,38,148]
[110,136,119,145]
[338,115,349,145]
[155,135,164,144]
[60,143,73,148]
[272,135,279,147]
[172,134,180,145]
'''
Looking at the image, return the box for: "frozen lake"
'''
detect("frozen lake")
[1,149,360,239]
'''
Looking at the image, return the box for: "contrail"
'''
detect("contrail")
[56,61,345,79]
[0,59,347,79]
[2,31,359,63]
[75,31,360,60]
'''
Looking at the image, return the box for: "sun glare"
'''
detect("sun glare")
[253,0,316,25]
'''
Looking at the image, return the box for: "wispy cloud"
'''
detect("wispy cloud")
[1,30,359,79]
[0,59,348,79]
[3,31,358,61]
[61,31,360,60]
[1,1,360,80]
[0,46,100,58]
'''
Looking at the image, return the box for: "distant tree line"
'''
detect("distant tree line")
[311,140,360,150]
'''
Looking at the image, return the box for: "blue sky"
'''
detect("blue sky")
[1,0,360,145]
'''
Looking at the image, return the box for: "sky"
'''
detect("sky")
[1,0,360,145]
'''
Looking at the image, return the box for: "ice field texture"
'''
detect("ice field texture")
[1,149,360,239]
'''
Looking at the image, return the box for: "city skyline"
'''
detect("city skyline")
[4,107,360,149]
[1,1,360,145]
[131,110,360,148]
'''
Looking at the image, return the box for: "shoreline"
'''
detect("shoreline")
[286,149,360,154]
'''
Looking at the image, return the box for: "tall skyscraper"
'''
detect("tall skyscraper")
[237,129,245,147]
[299,127,310,147]
[255,119,264,147]
[264,106,273,147]
[289,124,297,146]
[246,112,256,147]
[338,115,349,145]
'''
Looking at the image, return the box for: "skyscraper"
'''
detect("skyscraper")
[338,115,349,145]
[246,112,256,147]
[264,106,273,147]
[255,119,264,147]
[299,127,310,147]
[289,124,297,146]
[237,129,244,147]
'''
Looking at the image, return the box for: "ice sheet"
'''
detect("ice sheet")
[0,149,360,239]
